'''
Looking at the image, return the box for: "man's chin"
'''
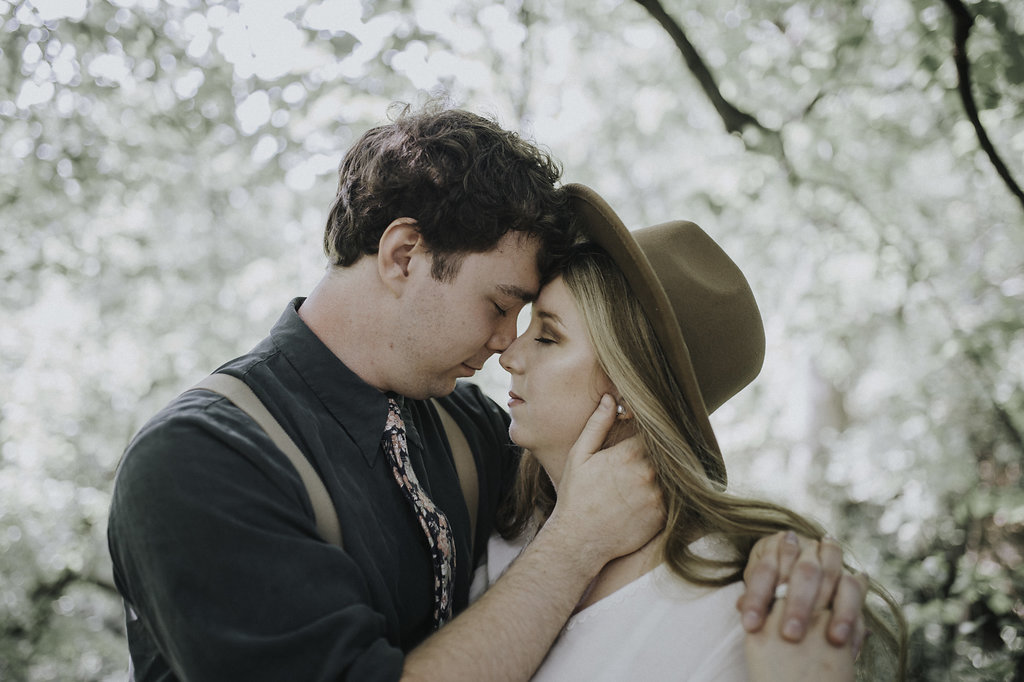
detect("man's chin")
[410,376,460,401]
[407,367,480,400]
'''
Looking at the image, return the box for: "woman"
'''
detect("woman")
[492,184,906,680]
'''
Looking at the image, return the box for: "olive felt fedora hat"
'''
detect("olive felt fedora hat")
[565,183,765,482]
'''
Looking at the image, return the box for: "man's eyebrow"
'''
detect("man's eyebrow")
[496,284,537,302]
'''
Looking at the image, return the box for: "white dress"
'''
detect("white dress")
[485,534,749,682]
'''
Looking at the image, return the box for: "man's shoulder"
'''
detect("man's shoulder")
[109,365,313,543]
[116,345,287,483]
[118,385,253,478]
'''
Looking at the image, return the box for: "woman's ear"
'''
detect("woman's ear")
[614,396,632,421]
[603,397,637,449]
[377,218,421,295]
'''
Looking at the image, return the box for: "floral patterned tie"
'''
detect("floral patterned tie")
[382,397,456,628]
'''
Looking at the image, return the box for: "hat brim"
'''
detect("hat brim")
[565,183,723,464]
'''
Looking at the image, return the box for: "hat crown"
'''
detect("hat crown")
[632,221,765,414]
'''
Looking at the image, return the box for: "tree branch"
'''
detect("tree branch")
[515,2,534,127]
[633,0,763,136]
[941,0,1024,212]
[3,568,123,643]
[632,0,1023,453]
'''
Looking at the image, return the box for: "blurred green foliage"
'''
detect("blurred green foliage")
[1,0,1022,679]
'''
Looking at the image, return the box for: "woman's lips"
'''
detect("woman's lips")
[507,391,524,408]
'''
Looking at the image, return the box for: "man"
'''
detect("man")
[109,106,861,680]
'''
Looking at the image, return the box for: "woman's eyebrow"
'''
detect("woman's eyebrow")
[536,310,564,328]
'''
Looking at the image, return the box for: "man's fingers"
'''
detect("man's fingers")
[827,572,869,646]
[566,395,618,467]
[813,536,844,612]
[778,541,823,641]
[547,397,663,565]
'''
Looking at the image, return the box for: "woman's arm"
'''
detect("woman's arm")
[743,585,867,682]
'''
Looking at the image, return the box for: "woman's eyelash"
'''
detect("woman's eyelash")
[534,337,555,344]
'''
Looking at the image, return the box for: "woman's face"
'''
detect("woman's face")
[499,276,614,485]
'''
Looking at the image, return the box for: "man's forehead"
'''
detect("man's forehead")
[460,232,542,295]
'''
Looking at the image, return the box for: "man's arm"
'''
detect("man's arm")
[109,405,407,681]
[112,391,655,682]
[402,395,664,681]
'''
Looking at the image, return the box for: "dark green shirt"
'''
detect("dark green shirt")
[108,299,517,681]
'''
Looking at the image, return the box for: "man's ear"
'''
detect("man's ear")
[378,217,422,296]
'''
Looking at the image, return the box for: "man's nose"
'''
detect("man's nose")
[488,312,519,353]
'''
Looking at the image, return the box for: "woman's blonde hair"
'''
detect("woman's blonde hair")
[498,243,907,679]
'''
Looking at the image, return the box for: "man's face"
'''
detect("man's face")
[394,231,542,399]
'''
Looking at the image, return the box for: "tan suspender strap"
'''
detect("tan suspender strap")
[189,374,343,548]
[432,399,479,551]
[187,374,475,554]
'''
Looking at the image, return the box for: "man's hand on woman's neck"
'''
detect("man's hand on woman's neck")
[575,530,667,613]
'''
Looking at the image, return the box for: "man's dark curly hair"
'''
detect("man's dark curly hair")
[323,104,571,281]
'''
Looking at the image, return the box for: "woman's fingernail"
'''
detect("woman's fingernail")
[742,610,760,631]
[832,622,851,642]
[785,531,799,545]
[783,618,804,639]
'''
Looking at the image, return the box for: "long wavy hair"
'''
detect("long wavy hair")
[497,243,907,680]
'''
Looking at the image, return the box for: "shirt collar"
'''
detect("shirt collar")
[269,298,396,467]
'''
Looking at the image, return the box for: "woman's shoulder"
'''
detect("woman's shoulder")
[533,553,747,682]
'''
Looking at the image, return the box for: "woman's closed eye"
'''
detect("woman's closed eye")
[533,324,561,345]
